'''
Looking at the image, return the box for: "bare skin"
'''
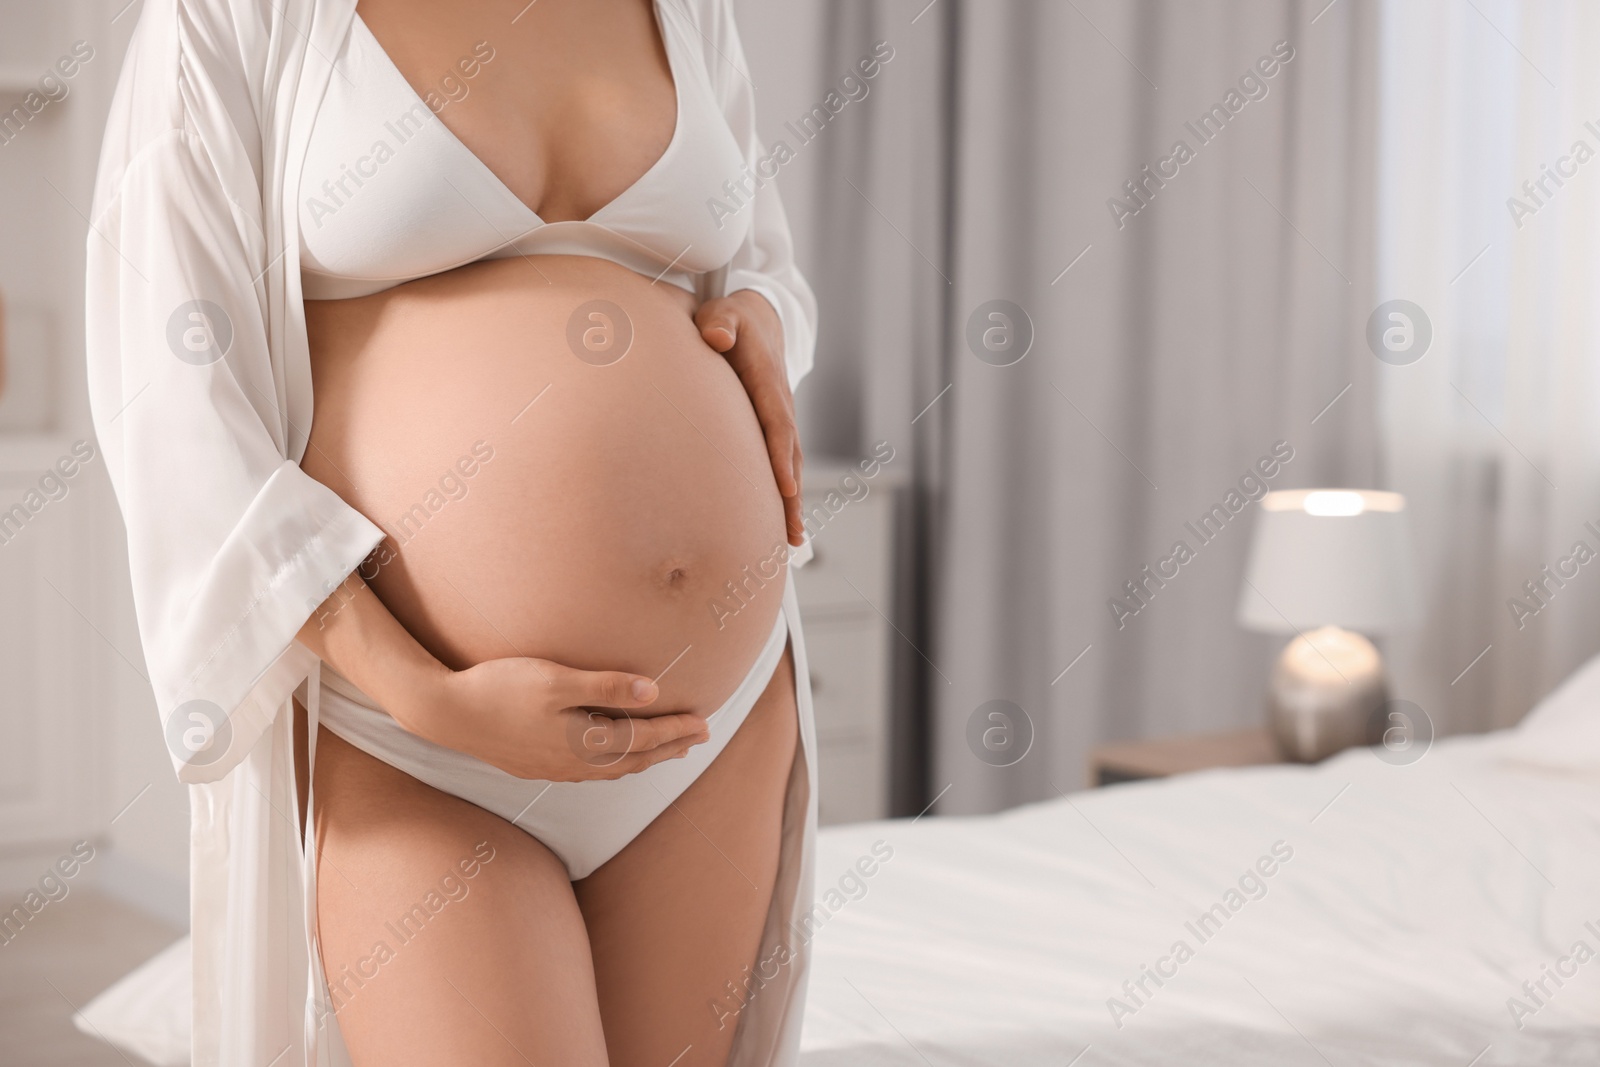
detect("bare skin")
[293,1,807,1064]
[359,0,806,540]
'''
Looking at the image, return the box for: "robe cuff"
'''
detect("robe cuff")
[165,462,384,784]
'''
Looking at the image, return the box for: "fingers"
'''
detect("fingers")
[793,441,806,547]
[567,709,708,765]
[786,436,805,545]
[757,380,797,485]
[695,292,802,536]
[546,663,658,709]
[695,301,739,352]
[600,741,700,778]
[765,420,798,498]
[746,363,798,498]
[784,492,805,547]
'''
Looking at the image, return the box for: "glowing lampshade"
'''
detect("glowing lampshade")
[1237,489,1420,635]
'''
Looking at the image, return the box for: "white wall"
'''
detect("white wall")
[0,0,188,928]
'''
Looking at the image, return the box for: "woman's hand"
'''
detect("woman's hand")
[407,657,710,782]
[298,574,709,782]
[696,291,805,546]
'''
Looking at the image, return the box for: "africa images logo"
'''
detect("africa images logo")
[166,300,234,366]
[566,300,633,366]
[1365,299,1431,366]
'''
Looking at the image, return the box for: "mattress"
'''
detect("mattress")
[797,729,1600,1065]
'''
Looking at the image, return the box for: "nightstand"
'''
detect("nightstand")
[791,454,900,825]
[1089,728,1283,787]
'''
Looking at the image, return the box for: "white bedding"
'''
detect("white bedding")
[78,698,1600,1067]
[798,730,1600,1065]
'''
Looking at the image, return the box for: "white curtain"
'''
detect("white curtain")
[738,0,1384,812]
[1375,0,1600,737]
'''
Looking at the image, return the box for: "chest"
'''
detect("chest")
[354,0,678,223]
[299,0,754,299]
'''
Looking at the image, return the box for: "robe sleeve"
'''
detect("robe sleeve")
[698,0,819,392]
[87,121,384,785]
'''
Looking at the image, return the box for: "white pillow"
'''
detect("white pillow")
[73,936,190,1067]
[1500,651,1600,773]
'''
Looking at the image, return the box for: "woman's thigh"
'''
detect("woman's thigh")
[575,645,800,1067]
[312,726,608,1066]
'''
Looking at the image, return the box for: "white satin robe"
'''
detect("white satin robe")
[84,1,819,1063]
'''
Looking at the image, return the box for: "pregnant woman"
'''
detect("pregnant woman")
[86,1,818,1065]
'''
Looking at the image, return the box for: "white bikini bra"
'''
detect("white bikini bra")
[299,2,753,300]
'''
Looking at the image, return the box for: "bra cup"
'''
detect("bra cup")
[300,8,756,298]
[583,17,755,272]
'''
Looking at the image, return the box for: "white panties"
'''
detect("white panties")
[317,609,790,880]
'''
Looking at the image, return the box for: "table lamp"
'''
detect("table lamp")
[1237,489,1421,762]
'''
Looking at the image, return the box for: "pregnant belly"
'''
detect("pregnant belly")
[302,256,788,717]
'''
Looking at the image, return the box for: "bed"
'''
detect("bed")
[797,669,1600,1066]
[79,660,1600,1066]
